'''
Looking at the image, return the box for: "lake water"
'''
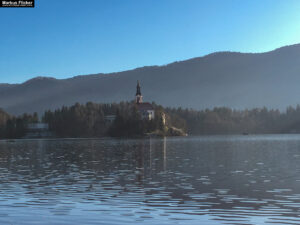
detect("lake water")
[1,135,300,224]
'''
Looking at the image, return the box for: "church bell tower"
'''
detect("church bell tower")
[135,80,143,104]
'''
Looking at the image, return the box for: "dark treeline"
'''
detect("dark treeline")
[165,106,300,135]
[42,102,170,138]
[2,102,300,138]
[43,102,111,137]
[0,111,38,138]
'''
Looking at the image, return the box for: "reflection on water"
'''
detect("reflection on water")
[1,135,300,224]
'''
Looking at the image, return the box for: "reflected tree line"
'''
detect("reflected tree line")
[0,138,168,185]
[1,138,299,214]
[1,102,300,138]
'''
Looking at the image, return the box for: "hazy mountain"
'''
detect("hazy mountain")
[2,44,300,115]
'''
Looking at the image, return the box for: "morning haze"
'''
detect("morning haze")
[1,44,300,115]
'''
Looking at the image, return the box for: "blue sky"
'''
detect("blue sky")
[1,0,300,83]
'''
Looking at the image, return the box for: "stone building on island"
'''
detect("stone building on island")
[135,81,155,120]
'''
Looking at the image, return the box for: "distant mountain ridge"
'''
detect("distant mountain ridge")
[2,44,300,115]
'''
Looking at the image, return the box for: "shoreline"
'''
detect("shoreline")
[4,133,300,142]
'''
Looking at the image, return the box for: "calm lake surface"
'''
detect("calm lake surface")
[1,135,300,225]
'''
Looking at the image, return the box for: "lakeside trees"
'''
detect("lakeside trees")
[43,102,172,138]
[0,112,38,138]
[165,106,293,135]
[2,102,300,138]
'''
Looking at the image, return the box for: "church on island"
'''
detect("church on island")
[104,81,155,123]
[135,81,155,120]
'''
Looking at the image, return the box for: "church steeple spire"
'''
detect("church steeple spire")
[136,80,141,96]
[135,80,143,104]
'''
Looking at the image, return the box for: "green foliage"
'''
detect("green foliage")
[43,102,170,138]
[108,104,160,137]
[4,101,300,138]
[0,112,39,138]
[43,102,108,137]
[164,106,298,135]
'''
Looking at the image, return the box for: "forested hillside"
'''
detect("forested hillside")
[2,44,300,115]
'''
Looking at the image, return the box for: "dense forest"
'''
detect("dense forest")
[0,111,38,139]
[2,102,300,138]
[42,102,173,137]
[165,106,300,134]
[41,102,186,137]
